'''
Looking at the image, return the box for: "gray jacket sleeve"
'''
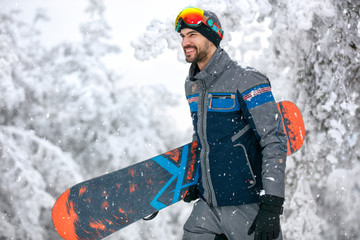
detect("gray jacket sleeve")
[238,71,287,198]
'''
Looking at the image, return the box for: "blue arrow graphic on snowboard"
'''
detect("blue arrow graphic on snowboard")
[151,144,199,210]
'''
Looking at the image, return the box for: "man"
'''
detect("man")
[175,7,288,240]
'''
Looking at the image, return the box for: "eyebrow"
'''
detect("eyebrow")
[180,30,199,37]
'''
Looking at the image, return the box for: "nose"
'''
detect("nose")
[182,36,191,48]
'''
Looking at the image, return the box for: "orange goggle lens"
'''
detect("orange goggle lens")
[175,7,204,30]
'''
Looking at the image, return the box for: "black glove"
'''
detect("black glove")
[248,194,284,240]
[183,185,199,203]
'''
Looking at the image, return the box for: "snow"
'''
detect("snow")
[266,177,275,182]
[1,0,360,239]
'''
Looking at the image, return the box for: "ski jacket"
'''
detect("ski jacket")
[185,48,287,207]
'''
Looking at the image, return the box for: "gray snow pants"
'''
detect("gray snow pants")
[182,199,283,240]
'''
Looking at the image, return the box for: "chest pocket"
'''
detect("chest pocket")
[208,93,240,112]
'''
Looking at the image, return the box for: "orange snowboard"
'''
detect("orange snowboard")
[277,101,305,156]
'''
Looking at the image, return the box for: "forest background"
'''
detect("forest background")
[1,0,359,239]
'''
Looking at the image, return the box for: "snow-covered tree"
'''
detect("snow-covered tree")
[289,1,359,239]
[0,126,82,240]
[256,1,360,239]
[0,9,83,239]
[34,0,183,177]
[1,0,184,239]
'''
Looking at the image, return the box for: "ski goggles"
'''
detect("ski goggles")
[175,7,224,39]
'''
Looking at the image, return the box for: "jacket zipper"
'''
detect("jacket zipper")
[199,79,213,206]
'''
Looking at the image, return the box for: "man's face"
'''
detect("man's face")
[180,28,212,64]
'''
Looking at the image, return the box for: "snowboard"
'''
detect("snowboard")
[52,101,305,240]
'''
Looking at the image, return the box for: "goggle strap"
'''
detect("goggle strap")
[202,16,223,39]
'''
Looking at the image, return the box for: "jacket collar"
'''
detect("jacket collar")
[188,47,230,82]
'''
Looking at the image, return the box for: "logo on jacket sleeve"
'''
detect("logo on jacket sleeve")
[187,94,199,112]
[187,96,199,104]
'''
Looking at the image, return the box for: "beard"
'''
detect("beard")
[184,40,211,64]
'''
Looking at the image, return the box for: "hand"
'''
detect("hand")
[248,194,284,240]
[183,185,199,203]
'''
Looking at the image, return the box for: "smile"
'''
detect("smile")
[184,47,196,54]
